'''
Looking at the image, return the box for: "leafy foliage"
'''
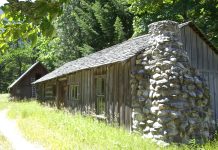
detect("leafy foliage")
[0,37,59,92]
[1,0,218,93]
[114,16,125,43]
[57,0,133,62]
[128,0,218,47]
[0,40,36,92]
[0,0,68,52]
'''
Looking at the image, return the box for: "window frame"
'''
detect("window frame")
[95,75,106,115]
[71,84,79,101]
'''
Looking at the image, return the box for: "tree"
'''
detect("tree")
[0,0,69,52]
[0,35,60,92]
[128,0,218,47]
[57,0,133,63]
[114,16,125,43]
[0,40,36,92]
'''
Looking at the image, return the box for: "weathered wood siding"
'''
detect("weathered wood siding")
[66,61,132,130]
[44,81,56,100]
[180,26,218,121]
[37,80,56,102]
[10,64,48,99]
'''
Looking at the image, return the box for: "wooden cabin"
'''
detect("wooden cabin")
[8,62,48,99]
[34,21,218,130]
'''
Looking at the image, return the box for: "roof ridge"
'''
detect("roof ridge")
[34,34,150,84]
[34,21,218,84]
[8,62,40,89]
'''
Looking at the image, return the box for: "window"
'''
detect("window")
[96,77,105,115]
[71,85,79,100]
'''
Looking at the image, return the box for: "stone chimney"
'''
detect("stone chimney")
[131,20,214,145]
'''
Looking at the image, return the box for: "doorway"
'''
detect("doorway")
[57,80,68,108]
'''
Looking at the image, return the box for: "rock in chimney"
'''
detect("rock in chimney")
[131,20,214,145]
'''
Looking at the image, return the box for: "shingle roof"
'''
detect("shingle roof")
[8,62,41,89]
[34,34,151,84]
[34,22,218,84]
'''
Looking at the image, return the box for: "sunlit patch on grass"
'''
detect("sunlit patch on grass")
[0,94,218,150]
[0,134,12,150]
[6,101,160,149]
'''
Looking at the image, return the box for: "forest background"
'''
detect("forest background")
[0,0,217,92]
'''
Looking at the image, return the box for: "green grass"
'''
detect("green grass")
[0,134,12,150]
[0,94,10,110]
[7,101,161,150]
[1,94,218,149]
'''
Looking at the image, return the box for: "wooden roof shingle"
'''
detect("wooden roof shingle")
[34,34,151,84]
[34,21,217,84]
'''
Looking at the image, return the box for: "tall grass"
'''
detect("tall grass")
[7,101,161,150]
[0,94,218,149]
[0,94,9,110]
[0,134,12,150]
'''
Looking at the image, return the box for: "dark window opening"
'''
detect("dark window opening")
[35,73,42,80]
[53,85,56,97]
[96,77,105,115]
[71,85,79,100]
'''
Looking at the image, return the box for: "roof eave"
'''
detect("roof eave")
[179,21,218,54]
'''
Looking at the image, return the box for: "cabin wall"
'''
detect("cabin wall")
[54,62,132,129]
[10,65,48,99]
[38,62,132,129]
[180,26,218,121]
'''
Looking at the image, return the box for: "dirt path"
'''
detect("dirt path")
[0,109,44,150]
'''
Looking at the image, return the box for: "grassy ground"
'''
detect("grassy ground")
[0,94,218,150]
[0,94,9,110]
[0,94,12,149]
[0,134,12,150]
[7,101,161,150]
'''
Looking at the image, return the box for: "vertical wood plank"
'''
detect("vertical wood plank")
[212,50,216,72]
[124,62,129,128]
[114,63,119,123]
[184,26,192,59]
[216,53,218,71]
[90,69,93,110]
[105,65,110,118]
[126,61,132,131]
[179,27,186,52]
[215,74,218,122]
[111,65,115,122]
[80,71,83,112]
[87,69,90,112]
[208,46,213,70]
[203,42,208,70]
[196,33,203,69]
[84,70,87,112]
[190,28,197,68]
[56,80,60,109]
[93,69,97,113]
[109,65,114,122]
[119,63,124,126]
